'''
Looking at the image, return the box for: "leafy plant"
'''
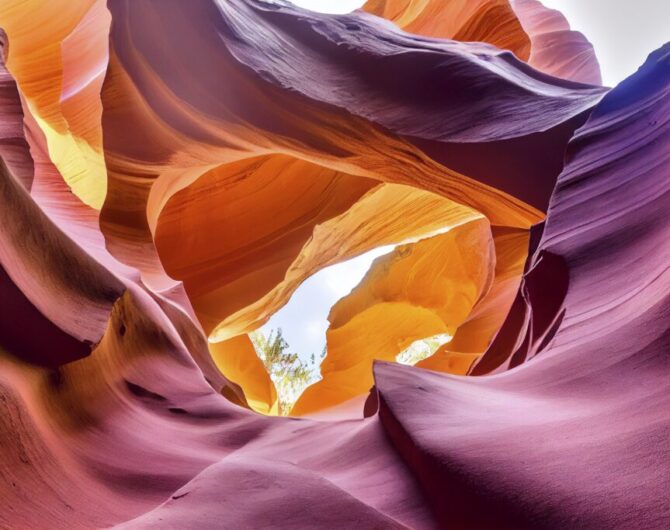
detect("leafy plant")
[250,328,324,415]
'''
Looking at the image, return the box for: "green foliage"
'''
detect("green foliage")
[250,328,323,415]
[250,328,449,413]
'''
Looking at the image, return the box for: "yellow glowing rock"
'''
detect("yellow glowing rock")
[161,168,483,408]
[364,0,602,85]
[291,217,495,415]
[99,31,542,294]
[416,226,529,373]
[92,1,545,416]
[152,150,485,343]
[363,0,531,60]
[155,155,377,337]
[202,181,483,342]
[0,0,109,208]
[208,334,278,415]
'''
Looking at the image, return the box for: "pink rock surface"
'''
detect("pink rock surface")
[0,1,668,528]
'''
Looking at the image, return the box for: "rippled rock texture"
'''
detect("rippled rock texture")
[0,0,668,528]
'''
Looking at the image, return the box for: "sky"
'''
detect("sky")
[261,0,670,362]
[540,0,669,86]
[259,246,393,359]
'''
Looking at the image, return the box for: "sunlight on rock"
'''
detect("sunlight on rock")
[396,333,454,366]
[258,245,393,358]
[252,245,394,413]
[4,0,670,526]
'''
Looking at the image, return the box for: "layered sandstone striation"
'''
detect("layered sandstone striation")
[1,0,668,528]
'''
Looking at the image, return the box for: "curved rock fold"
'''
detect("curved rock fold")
[0,0,668,528]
